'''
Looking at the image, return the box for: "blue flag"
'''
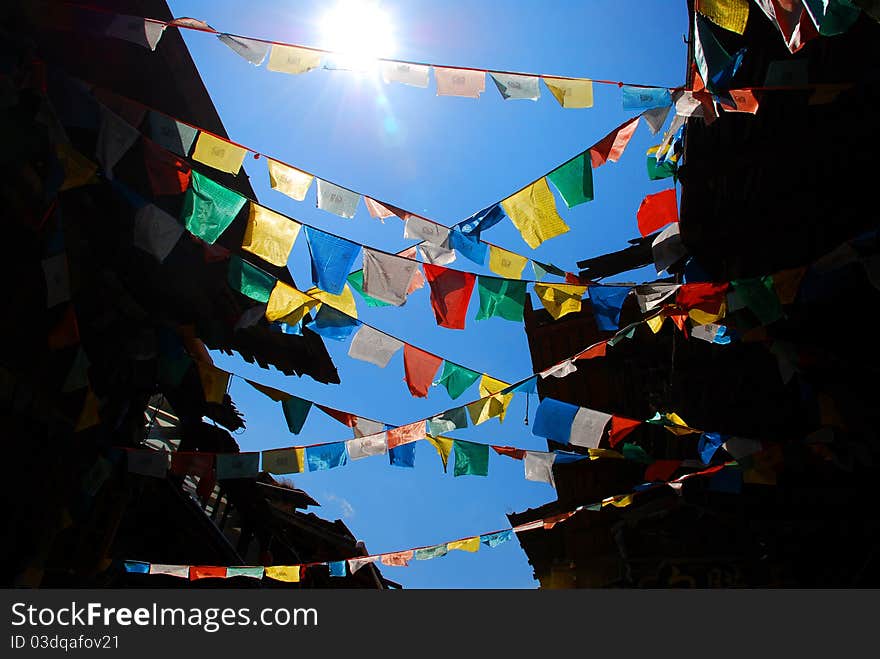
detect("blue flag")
[621,85,671,110]
[305,305,359,341]
[532,397,578,442]
[389,442,416,468]
[457,203,505,238]
[588,286,631,332]
[449,229,488,265]
[304,226,361,295]
[307,442,348,471]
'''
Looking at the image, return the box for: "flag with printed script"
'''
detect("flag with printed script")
[434,67,486,98]
[696,0,750,35]
[267,158,314,201]
[382,61,431,87]
[404,215,450,245]
[241,204,300,267]
[265,281,317,325]
[458,203,505,239]
[218,34,269,65]
[403,344,443,398]
[348,325,403,368]
[181,171,246,244]
[362,249,419,306]
[148,112,197,157]
[227,255,276,303]
[501,179,569,248]
[490,72,540,100]
[533,283,587,320]
[547,153,594,208]
[569,407,612,449]
[307,442,348,471]
[524,451,556,487]
[316,179,360,219]
[543,77,594,108]
[304,226,361,295]
[423,264,476,329]
[588,286,631,331]
[449,229,487,265]
[621,86,672,110]
[191,132,247,175]
[488,245,528,279]
[347,432,388,460]
[267,44,322,74]
[475,277,526,322]
[386,421,426,450]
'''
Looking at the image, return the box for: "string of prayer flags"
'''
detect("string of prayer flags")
[453,440,490,476]
[588,286,632,331]
[267,158,314,201]
[501,178,569,249]
[217,34,270,66]
[423,264,476,330]
[434,361,481,400]
[381,61,431,88]
[524,451,557,487]
[434,67,486,98]
[265,281,317,324]
[490,72,540,101]
[403,344,444,398]
[547,152,594,208]
[363,249,420,306]
[488,245,528,279]
[475,276,527,322]
[316,179,360,219]
[181,171,247,244]
[636,188,678,237]
[261,447,306,474]
[621,86,672,110]
[303,226,361,295]
[267,44,323,74]
[533,283,587,320]
[590,115,641,167]
[191,131,247,175]
[348,325,404,368]
[227,255,276,303]
[696,0,750,35]
[307,442,348,471]
[543,77,594,108]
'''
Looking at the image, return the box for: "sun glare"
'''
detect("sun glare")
[318,1,395,71]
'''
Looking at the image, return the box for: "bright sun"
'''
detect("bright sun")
[319,0,395,70]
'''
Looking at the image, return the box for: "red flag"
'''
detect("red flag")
[590,116,641,168]
[637,189,678,237]
[317,404,356,428]
[492,445,526,460]
[608,416,641,448]
[576,341,607,361]
[645,459,682,482]
[190,566,226,580]
[676,282,729,314]
[423,263,476,330]
[143,138,191,196]
[170,452,214,478]
[403,343,443,398]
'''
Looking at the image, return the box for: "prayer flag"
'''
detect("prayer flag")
[427,408,468,436]
[265,281,317,324]
[191,132,247,175]
[694,14,746,92]
[381,61,431,87]
[147,112,196,157]
[608,416,641,447]
[590,116,640,167]
[281,396,312,434]
[501,178,569,249]
[216,452,259,480]
[646,145,677,181]
[481,530,513,548]
[353,417,385,438]
[386,421,425,450]
[643,105,672,134]
[467,375,513,425]
[434,361,479,401]
[569,407,612,449]
[261,447,306,474]
[637,189,678,236]
[149,564,189,578]
[449,230,487,265]
[488,245,528,279]
[227,567,264,579]
[381,551,414,567]
[105,14,166,50]
[189,566,226,580]
[95,107,139,179]
[316,179,360,218]
[447,537,481,552]
[731,277,782,325]
[267,158,314,201]
[533,283,587,320]
[241,204,300,267]
[362,249,419,306]
[328,562,347,577]
[218,34,269,65]
[652,223,688,274]
[181,171,246,244]
[458,203,505,238]
[307,442,348,471]
[426,435,454,472]
[415,545,448,560]
[543,77,594,108]
[540,359,577,379]
[304,226,361,295]
[696,0,750,34]
[142,138,191,196]
[306,284,358,319]
[490,72,540,100]
[453,440,489,476]
[404,216,450,245]
[196,362,229,404]
[403,344,443,398]
[390,442,416,468]
[524,451,556,487]
[348,325,403,368]
[267,44,322,73]
[265,566,300,583]
[589,286,631,331]
[364,197,396,219]
[127,449,170,479]
[227,255,276,303]
[423,264,476,330]
[306,305,358,341]
[435,67,486,98]
[533,397,579,443]
[475,277,527,322]
[547,153,594,208]
[621,86,672,110]
[348,556,378,573]
[346,432,388,460]
[419,243,457,266]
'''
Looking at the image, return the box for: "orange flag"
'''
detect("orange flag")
[590,116,641,168]
[403,344,443,398]
[608,416,641,447]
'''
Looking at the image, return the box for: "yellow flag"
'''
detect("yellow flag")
[588,448,623,460]
[426,435,454,472]
[647,314,665,334]
[266,281,318,324]
[57,143,98,191]
[468,375,513,425]
[267,44,323,74]
[488,245,528,279]
[267,158,314,201]
[265,565,300,582]
[664,412,699,436]
[533,283,587,320]
[696,0,749,35]
[447,537,480,553]
[246,379,291,402]
[543,77,594,108]
[305,284,358,320]
[191,132,247,174]
[242,204,301,267]
[688,300,727,325]
[197,362,229,403]
[501,178,569,248]
[608,494,633,508]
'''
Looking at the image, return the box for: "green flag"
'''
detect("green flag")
[646,146,677,180]
[181,170,247,244]
[435,361,481,400]
[622,442,653,464]
[427,407,469,436]
[281,396,312,435]
[227,255,276,303]
[347,270,393,307]
[475,276,527,322]
[453,440,489,477]
[547,153,594,208]
[732,277,782,325]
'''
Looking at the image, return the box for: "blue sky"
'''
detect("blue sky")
[166,0,688,588]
